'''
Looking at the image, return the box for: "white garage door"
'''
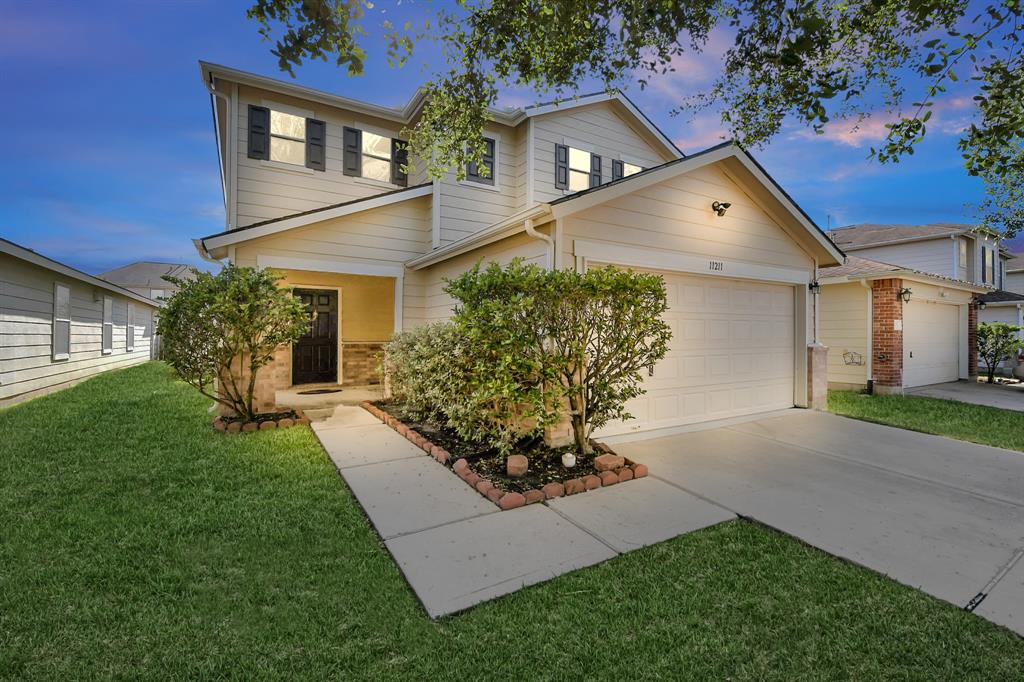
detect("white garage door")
[597,269,795,437]
[903,301,960,387]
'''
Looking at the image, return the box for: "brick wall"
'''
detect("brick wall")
[871,278,904,391]
[342,342,384,385]
[217,345,290,417]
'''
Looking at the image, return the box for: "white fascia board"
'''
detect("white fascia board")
[201,184,433,250]
[406,205,552,270]
[256,255,404,278]
[822,270,989,293]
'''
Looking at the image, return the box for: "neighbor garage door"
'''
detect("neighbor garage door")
[903,301,960,387]
[596,269,795,437]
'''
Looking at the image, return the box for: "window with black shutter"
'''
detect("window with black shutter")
[247,105,270,160]
[466,137,496,185]
[555,144,569,189]
[343,127,362,176]
[305,118,326,171]
[559,145,603,191]
[391,139,409,187]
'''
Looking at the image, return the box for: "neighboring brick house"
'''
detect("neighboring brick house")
[191,62,845,436]
[817,255,987,394]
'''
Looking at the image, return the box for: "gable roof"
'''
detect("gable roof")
[0,238,159,307]
[99,261,196,288]
[830,223,970,249]
[199,62,682,160]
[818,254,989,292]
[1006,255,1024,273]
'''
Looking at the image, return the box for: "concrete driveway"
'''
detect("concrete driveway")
[616,410,1024,636]
[907,380,1024,411]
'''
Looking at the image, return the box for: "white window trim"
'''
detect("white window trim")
[52,282,71,362]
[102,296,113,355]
[260,99,314,169]
[126,303,135,353]
[351,119,404,187]
[459,136,502,192]
[559,137,601,194]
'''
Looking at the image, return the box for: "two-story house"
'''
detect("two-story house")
[816,223,1005,393]
[192,62,843,440]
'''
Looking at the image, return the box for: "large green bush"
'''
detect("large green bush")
[977,321,1023,383]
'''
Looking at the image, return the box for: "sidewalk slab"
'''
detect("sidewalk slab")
[314,405,381,428]
[341,457,496,539]
[314,422,422,469]
[386,504,618,618]
[975,553,1024,635]
[548,477,734,553]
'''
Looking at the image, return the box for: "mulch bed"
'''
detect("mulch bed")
[213,409,310,433]
[365,400,648,510]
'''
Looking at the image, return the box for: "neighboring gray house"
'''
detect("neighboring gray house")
[99,261,196,301]
[829,223,1012,290]
[1,238,158,407]
[1004,254,1024,295]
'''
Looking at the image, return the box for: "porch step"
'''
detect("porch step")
[302,407,336,422]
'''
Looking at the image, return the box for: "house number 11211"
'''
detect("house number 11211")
[708,260,724,271]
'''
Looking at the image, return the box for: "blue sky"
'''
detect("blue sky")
[1,0,1017,274]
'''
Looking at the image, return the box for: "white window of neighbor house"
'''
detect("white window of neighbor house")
[959,238,968,267]
[361,131,393,182]
[269,109,307,166]
[102,296,113,355]
[984,247,995,284]
[52,283,71,361]
[126,303,135,352]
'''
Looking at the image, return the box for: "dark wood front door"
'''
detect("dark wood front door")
[292,288,338,384]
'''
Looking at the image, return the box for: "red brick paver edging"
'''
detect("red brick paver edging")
[213,409,311,433]
[361,401,649,510]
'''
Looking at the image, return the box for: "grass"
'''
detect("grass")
[829,389,1024,452]
[1,363,1021,680]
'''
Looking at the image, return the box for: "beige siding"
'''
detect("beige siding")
[819,282,870,388]
[852,238,955,279]
[532,101,673,205]
[1006,271,1024,295]
[437,123,521,245]
[559,165,816,272]
[410,230,548,325]
[234,85,423,228]
[1,255,156,407]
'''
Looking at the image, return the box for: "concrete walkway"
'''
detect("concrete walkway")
[907,379,1024,411]
[313,406,733,618]
[616,410,1024,636]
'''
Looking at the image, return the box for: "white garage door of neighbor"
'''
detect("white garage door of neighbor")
[903,300,960,388]
[596,269,796,437]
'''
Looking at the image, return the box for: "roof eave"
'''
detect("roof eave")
[406,205,553,270]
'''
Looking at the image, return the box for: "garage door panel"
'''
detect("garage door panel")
[903,302,960,388]
[597,268,796,437]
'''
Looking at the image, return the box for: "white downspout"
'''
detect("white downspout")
[524,217,554,270]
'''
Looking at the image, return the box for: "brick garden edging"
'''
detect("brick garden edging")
[213,409,311,433]
[360,401,648,511]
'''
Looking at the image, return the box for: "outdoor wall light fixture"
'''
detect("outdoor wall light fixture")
[711,200,731,217]
[808,280,821,294]
[897,287,913,303]
[973,296,987,310]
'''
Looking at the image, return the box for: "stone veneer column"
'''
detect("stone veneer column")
[806,342,829,410]
[871,278,904,394]
[968,300,978,379]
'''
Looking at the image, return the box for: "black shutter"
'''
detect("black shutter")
[554,144,569,189]
[247,105,270,160]
[343,126,361,176]
[391,138,408,187]
[612,159,624,181]
[590,154,602,187]
[305,118,326,171]
[480,138,495,185]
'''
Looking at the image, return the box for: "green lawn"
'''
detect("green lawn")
[2,364,1021,679]
[829,390,1024,452]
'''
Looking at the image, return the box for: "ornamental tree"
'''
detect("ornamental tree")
[446,260,672,454]
[158,266,309,420]
[977,321,1023,383]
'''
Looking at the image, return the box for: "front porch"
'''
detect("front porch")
[276,382,384,420]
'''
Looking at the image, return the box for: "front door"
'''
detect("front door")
[292,288,338,384]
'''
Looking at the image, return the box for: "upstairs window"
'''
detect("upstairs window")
[465,137,496,185]
[52,283,71,361]
[555,144,601,191]
[102,296,113,355]
[247,105,325,171]
[958,238,968,268]
[342,127,408,186]
[983,247,995,284]
[612,159,643,180]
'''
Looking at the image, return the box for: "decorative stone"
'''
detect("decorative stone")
[583,474,602,490]
[599,471,618,486]
[564,478,585,495]
[295,412,311,426]
[594,454,625,472]
[506,454,529,477]
[486,488,505,503]
[475,480,494,495]
[498,492,526,510]
[226,421,242,433]
[213,419,227,432]
[395,423,409,437]
[594,442,614,454]
[541,482,565,499]
[453,458,469,472]
[465,472,482,488]
[242,422,258,432]
[431,445,448,463]
[278,418,294,429]
[259,420,277,430]
[457,467,474,481]
[617,468,634,483]
[633,463,649,478]
[524,489,545,504]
